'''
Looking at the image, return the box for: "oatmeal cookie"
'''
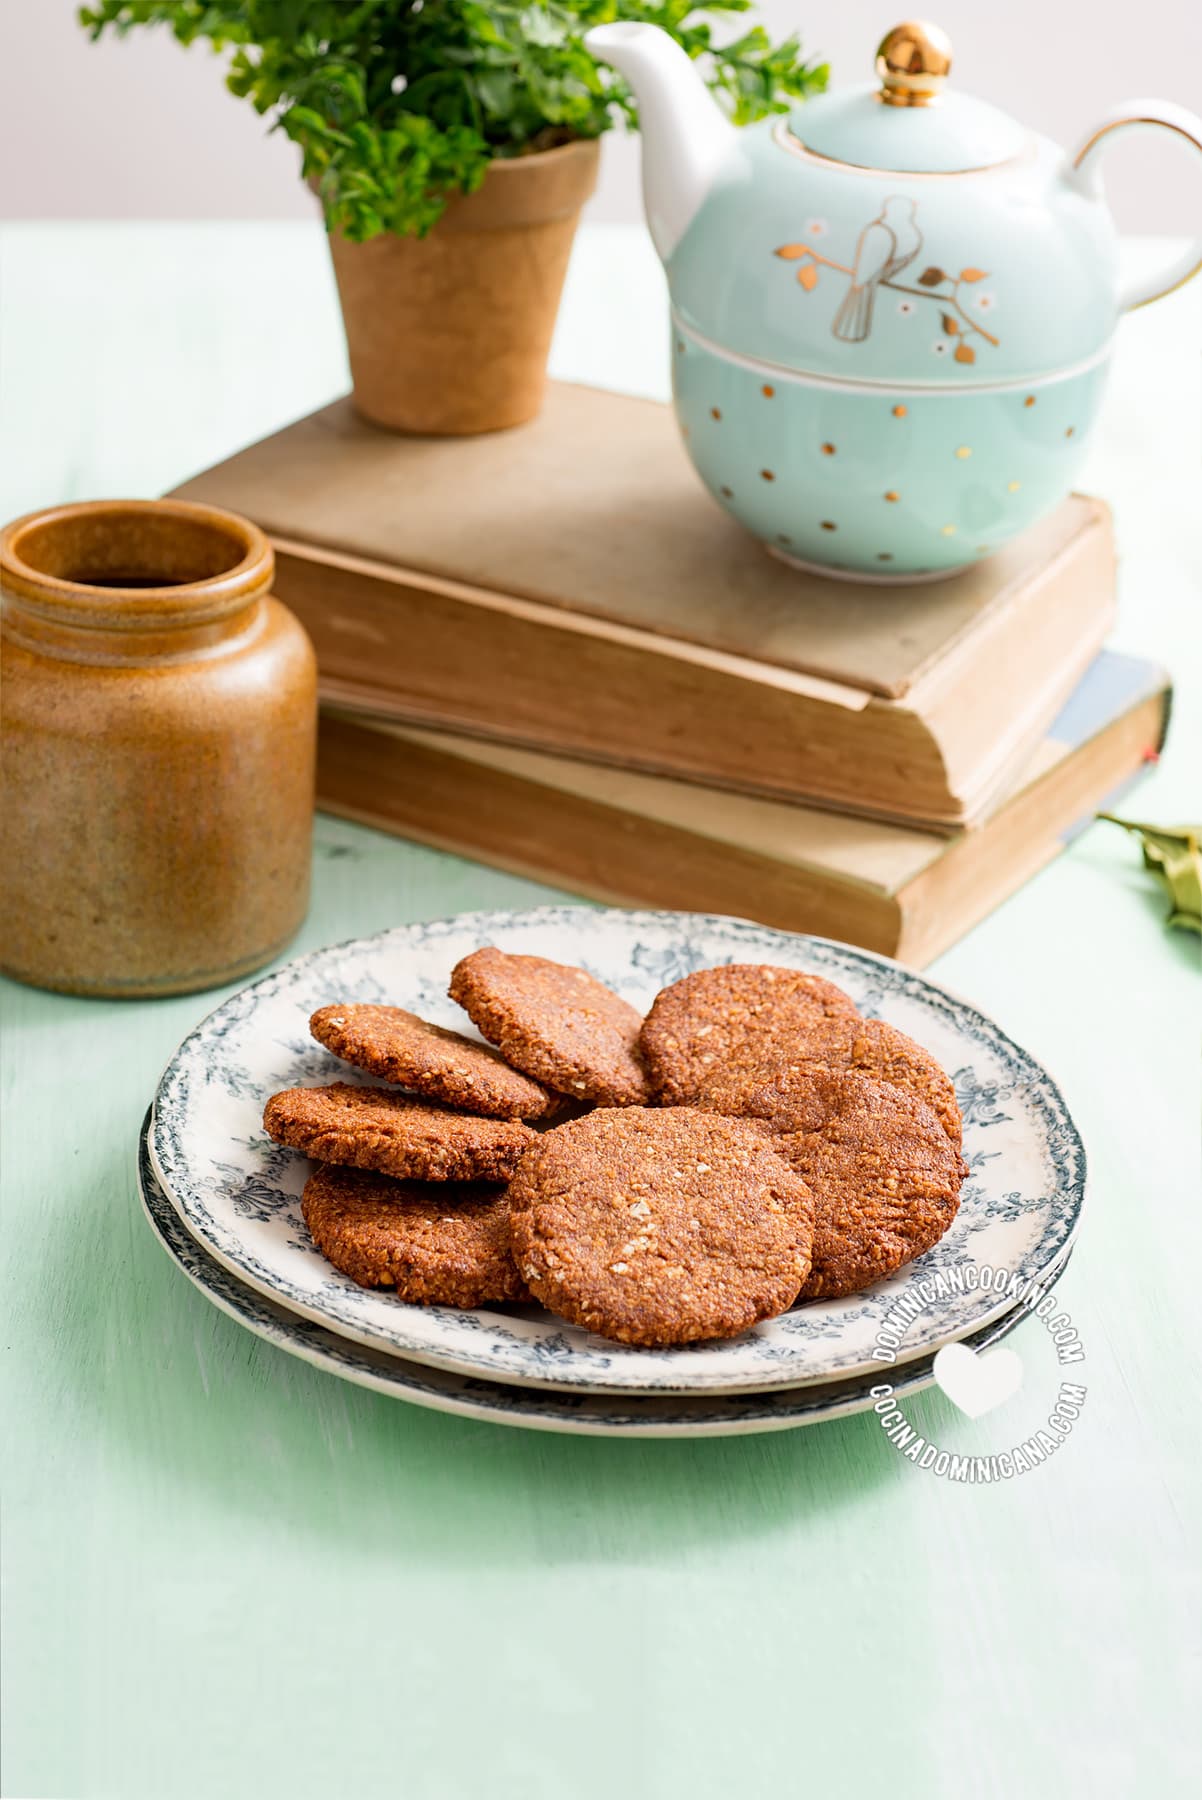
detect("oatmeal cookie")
[301,1164,527,1304]
[507,1106,814,1346]
[449,947,649,1107]
[739,1067,967,1301]
[264,1082,536,1182]
[703,1015,961,1145]
[309,1002,557,1120]
[639,963,859,1105]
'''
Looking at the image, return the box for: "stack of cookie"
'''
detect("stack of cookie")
[264,950,967,1348]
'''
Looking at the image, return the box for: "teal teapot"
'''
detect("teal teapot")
[586,18,1202,580]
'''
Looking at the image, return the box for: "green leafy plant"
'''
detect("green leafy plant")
[80,2,828,240]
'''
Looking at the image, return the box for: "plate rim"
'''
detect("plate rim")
[149,904,1088,1395]
[137,1111,1064,1439]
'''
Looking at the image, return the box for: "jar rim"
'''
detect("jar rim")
[0,498,273,629]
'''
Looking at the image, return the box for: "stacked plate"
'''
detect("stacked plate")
[143,906,1086,1438]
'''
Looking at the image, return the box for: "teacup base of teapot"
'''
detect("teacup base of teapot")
[672,326,1106,581]
[765,544,973,585]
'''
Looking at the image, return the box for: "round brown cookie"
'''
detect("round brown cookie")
[507,1107,814,1346]
[737,1067,967,1301]
[702,1015,962,1146]
[301,1164,528,1303]
[309,1002,558,1120]
[263,1083,536,1182]
[449,947,650,1107]
[639,963,859,1105]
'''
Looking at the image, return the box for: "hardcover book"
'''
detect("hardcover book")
[172,383,1117,831]
[315,651,1170,966]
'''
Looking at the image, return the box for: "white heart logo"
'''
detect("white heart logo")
[933,1343,1024,1419]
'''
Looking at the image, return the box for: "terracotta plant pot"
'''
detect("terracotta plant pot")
[0,499,316,997]
[326,137,600,435]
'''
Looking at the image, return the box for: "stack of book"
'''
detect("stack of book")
[175,382,1170,963]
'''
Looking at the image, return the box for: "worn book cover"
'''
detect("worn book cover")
[317,650,1169,965]
[174,383,1116,828]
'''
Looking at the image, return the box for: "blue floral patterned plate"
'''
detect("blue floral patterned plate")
[138,1112,1064,1438]
[149,906,1086,1395]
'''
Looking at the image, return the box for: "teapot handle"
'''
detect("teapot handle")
[1070,100,1202,311]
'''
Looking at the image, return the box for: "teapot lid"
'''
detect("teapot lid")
[794,21,1026,173]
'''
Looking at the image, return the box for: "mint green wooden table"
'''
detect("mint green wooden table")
[2,225,1198,1800]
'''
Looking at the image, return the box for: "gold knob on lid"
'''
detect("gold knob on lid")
[876,21,953,107]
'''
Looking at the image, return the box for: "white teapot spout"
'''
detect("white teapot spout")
[585,23,733,263]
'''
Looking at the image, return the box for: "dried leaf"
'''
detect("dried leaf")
[1162,847,1202,932]
[959,267,987,282]
[775,244,810,260]
[1097,814,1202,934]
[918,266,947,287]
[941,313,960,335]
[954,342,976,364]
[797,262,819,291]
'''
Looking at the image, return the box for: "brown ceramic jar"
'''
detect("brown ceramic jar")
[0,499,317,997]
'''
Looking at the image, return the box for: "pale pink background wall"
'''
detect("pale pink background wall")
[2,0,1200,234]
